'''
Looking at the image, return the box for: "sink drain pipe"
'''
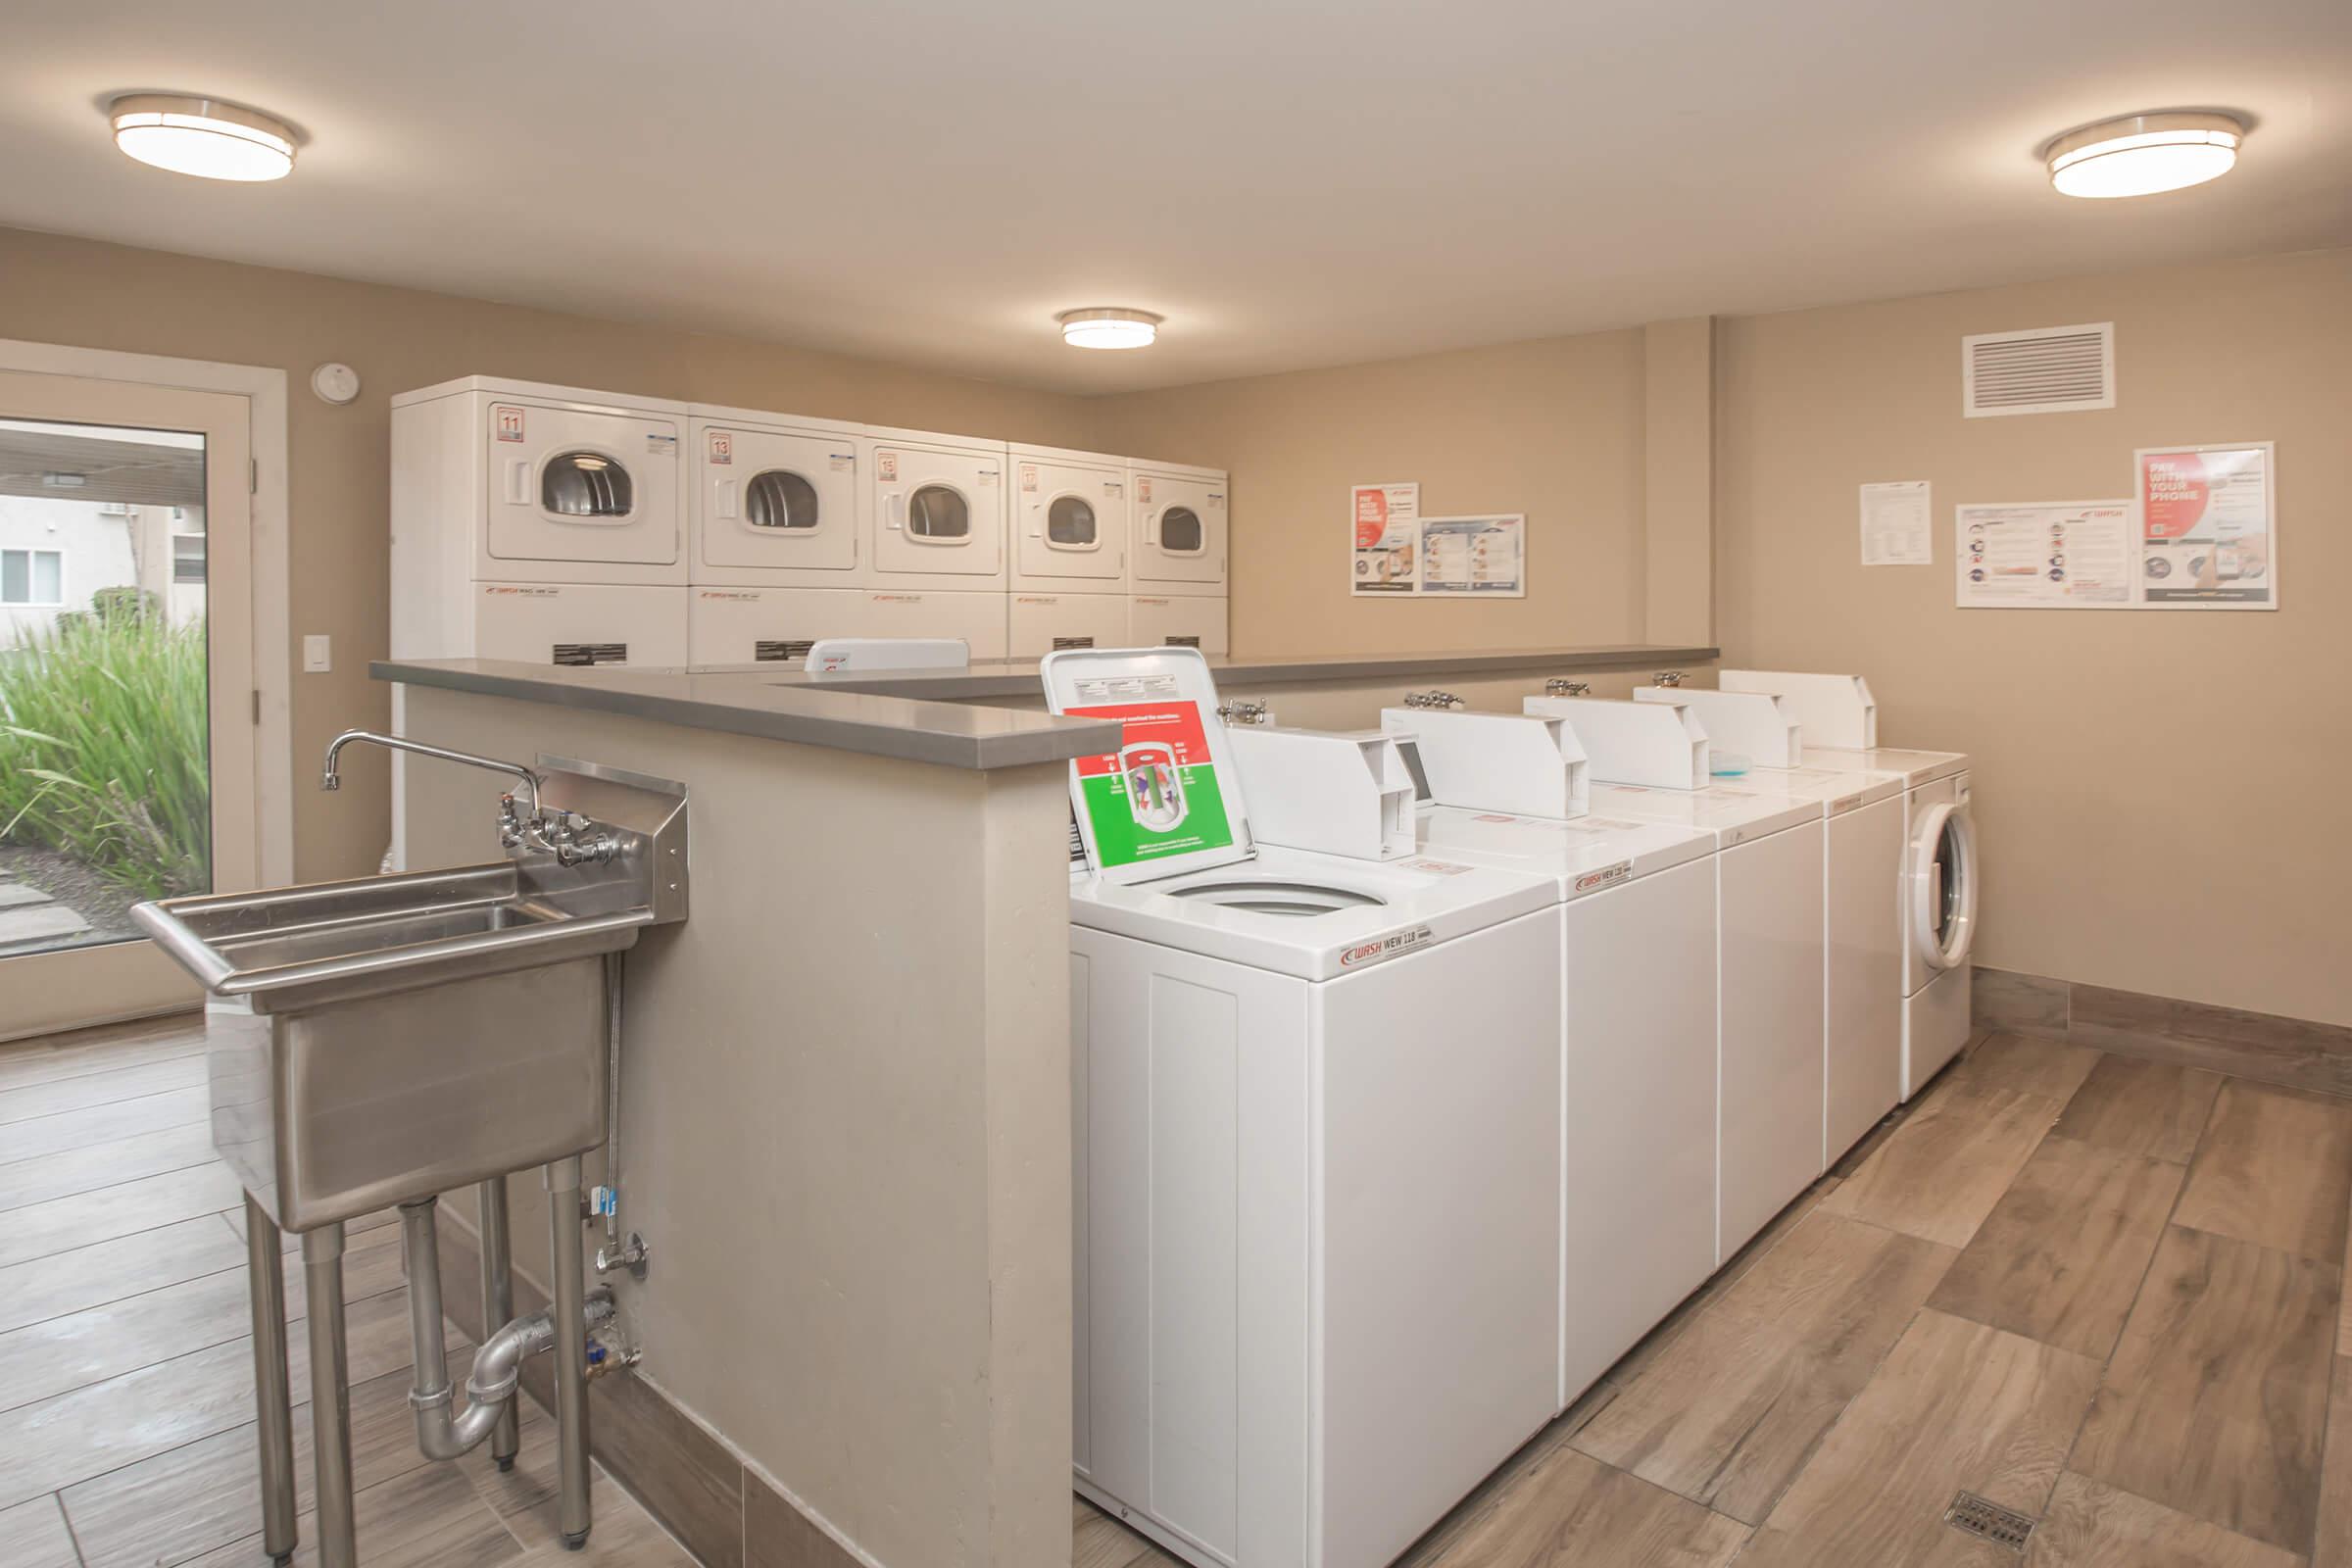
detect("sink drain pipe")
[593,952,648,1278]
[397,1196,613,1461]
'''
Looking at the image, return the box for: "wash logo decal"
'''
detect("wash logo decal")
[1069,700,1235,868]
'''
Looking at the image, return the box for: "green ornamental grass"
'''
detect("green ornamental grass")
[0,612,211,900]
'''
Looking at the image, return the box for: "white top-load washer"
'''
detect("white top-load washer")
[1718,670,1977,1098]
[1525,696,1829,1266]
[1374,707,1719,1411]
[1052,650,1560,1568]
[1632,685,1910,1165]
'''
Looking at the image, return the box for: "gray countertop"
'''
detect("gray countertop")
[373,642,1716,769]
[372,659,1123,770]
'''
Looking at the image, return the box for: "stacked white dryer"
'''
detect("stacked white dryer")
[685,413,1008,662]
[1719,671,1978,1098]
[390,375,690,668]
[1127,459,1229,654]
[684,404,866,664]
[1007,444,1130,657]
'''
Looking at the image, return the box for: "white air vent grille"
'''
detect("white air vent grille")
[1963,323,2114,417]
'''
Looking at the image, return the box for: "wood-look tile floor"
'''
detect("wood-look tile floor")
[0,1014,692,1568]
[17,1019,2352,1568]
[1087,1028,2352,1568]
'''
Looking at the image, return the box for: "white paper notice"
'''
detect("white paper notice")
[1350,482,1421,595]
[1955,502,2134,609]
[1860,481,1934,565]
[1419,514,1526,596]
[2136,443,2277,611]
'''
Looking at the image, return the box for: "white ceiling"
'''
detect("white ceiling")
[3,0,2347,395]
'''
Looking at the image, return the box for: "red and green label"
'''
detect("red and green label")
[1070,701,1235,868]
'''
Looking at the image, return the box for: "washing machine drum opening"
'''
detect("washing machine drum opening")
[746,469,820,530]
[1168,880,1388,917]
[543,452,635,518]
[1910,802,1978,970]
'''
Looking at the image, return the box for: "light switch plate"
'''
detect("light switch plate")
[303,634,332,673]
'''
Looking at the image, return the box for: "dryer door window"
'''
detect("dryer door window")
[698,426,858,574]
[907,484,971,540]
[1048,495,1098,548]
[487,401,681,567]
[542,452,636,519]
[746,469,820,530]
[1158,506,1203,554]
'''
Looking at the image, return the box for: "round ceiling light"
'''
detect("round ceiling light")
[2045,112,2242,199]
[110,93,296,182]
[1056,308,1162,350]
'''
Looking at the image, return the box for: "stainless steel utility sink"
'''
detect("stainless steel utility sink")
[134,750,688,1233]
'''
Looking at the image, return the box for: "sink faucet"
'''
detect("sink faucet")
[321,731,618,865]
[321,730,543,817]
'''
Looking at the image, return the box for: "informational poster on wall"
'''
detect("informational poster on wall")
[1954,501,2134,609]
[1418,514,1526,595]
[2136,443,2277,610]
[1064,685,1236,868]
[1859,480,1934,565]
[1350,481,1420,594]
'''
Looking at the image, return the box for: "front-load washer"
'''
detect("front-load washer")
[1633,685,1910,1166]
[1051,649,1560,1568]
[1526,695,1826,1268]
[1383,769,1718,1411]
[687,405,864,588]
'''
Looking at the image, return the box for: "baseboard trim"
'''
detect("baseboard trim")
[1974,966,2352,1097]
[434,1210,867,1568]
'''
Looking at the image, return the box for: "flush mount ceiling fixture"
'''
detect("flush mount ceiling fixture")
[1056,308,1162,350]
[109,93,297,181]
[2045,112,2243,199]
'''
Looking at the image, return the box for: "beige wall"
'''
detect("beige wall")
[1717,246,2352,1027]
[0,225,1098,882]
[1090,328,1652,659]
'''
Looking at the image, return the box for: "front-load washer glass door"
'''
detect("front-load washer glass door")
[485,400,680,566]
[1015,460,1125,583]
[699,425,859,573]
[1907,801,1977,969]
[1132,471,1226,588]
[873,444,1004,577]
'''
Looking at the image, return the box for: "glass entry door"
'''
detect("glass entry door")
[0,369,257,1038]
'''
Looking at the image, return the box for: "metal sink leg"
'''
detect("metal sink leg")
[479,1176,521,1471]
[303,1222,358,1568]
[243,1196,297,1566]
[549,1154,593,1548]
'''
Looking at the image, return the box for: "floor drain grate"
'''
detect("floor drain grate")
[1944,1491,2034,1550]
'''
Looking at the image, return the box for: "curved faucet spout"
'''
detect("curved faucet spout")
[320,730,542,818]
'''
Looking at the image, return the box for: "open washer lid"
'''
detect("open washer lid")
[1042,645,1256,886]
